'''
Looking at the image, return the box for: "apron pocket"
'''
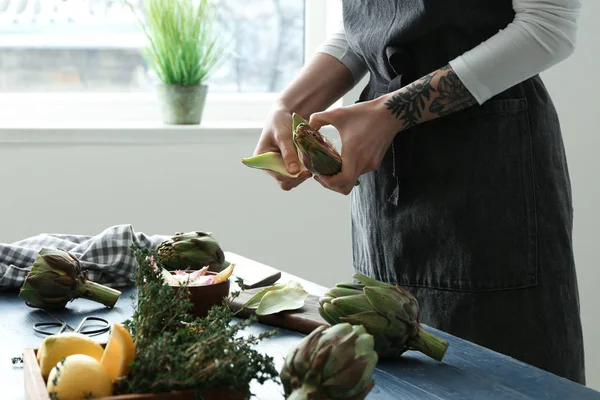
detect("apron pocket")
[392,98,538,292]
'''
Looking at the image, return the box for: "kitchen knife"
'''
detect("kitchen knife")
[224,251,282,289]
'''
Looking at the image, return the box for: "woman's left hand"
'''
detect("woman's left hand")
[308,97,402,195]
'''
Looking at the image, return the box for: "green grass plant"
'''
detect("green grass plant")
[127,0,228,86]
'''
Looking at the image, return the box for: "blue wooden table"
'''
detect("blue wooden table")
[1,273,599,400]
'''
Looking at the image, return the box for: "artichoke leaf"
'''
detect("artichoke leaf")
[318,295,334,307]
[340,311,390,335]
[292,325,327,378]
[318,305,339,326]
[364,286,417,318]
[335,282,365,291]
[213,263,235,284]
[242,283,287,309]
[241,151,308,178]
[320,330,359,379]
[353,273,394,288]
[292,112,308,132]
[321,302,345,325]
[330,294,373,315]
[255,280,309,316]
[327,287,363,298]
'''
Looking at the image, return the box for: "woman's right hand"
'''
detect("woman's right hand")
[253,104,313,191]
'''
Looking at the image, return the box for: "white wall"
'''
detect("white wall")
[0,0,598,391]
[0,137,355,289]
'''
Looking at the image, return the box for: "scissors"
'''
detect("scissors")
[33,316,111,337]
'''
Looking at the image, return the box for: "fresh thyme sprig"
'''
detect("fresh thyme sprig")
[113,246,280,398]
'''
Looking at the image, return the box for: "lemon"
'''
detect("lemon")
[100,323,136,382]
[38,332,104,380]
[46,354,113,400]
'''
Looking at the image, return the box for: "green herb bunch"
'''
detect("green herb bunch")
[126,0,229,86]
[113,245,279,398]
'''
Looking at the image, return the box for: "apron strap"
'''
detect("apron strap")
[384,47,417,206]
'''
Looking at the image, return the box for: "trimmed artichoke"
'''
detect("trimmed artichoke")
[241,113,359,185]
[156,231,225,272]
[280,323,378,400]
[318,273,449,362]
[19,248,121,310]
[291,113,342,176]
[292,113,359,185]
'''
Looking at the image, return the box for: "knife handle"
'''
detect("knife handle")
[238,271,282,289]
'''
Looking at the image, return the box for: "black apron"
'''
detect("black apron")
[342,0,585,384]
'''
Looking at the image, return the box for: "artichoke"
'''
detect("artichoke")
[280,323,378,400]
[19,248,121,310]
[156,231,225,272]
[292,113,359,185]
[241,113,359,185]
[318,273,449,362]
[291,113,343,176]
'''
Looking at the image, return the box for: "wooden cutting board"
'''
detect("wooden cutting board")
[230,287,330,334]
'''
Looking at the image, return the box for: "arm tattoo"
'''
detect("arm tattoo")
[429,66,476,116]
[384,64,477,129]
[384,71,436,129]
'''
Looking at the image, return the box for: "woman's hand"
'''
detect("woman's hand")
[308,97,402,195]
[253,104,313,191]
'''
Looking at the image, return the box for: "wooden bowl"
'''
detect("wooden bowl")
[170,271,230,318]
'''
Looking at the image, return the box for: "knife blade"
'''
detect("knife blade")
[224,252,282,289]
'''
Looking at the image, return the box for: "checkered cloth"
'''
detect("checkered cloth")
[0,224,169,290]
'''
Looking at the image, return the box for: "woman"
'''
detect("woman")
[253,0,585,384]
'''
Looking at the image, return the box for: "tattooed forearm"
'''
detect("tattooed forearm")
[429,65,476,116]
[384,64,477,130]
[384,71,436,129]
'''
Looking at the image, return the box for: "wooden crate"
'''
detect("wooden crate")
[23,347,247,400]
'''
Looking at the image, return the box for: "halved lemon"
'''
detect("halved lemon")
[38,332,104,380]
[46,354,113,400]
[100,323,136,382]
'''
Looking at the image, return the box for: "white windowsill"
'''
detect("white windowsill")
[0,121,265,144]
[0,91,274,144]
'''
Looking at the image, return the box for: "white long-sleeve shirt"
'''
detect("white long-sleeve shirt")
[317,0,581,104]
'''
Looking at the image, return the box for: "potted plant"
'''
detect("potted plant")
[128,0,229,125]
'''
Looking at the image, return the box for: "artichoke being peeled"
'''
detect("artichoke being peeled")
[318,273,449,361]
[280,323,378,400]
[19,248,121,310]
[241,113,359,185]
[156,231,226,272]
[291,113,342,176]
[292,113,359,185]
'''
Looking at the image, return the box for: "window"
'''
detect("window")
[0,0,342,125]
[0,0,305,94]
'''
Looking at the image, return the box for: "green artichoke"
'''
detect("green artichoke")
[156,231,225,272]
[292,113,343,176]
[280,323,378,400]
[19,248,121,310]
[318,273,449,362]
[292,113,359,185]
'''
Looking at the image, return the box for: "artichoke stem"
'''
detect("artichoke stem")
[76,280,121,308]
[408,327,449,362]
[288,385,320,400]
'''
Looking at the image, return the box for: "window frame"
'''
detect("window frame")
[0,0,352,127]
